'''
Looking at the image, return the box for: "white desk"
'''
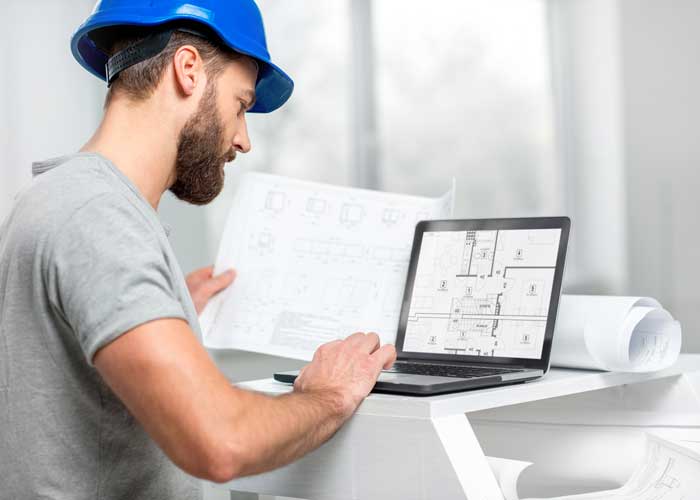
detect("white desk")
[211,354,700,500]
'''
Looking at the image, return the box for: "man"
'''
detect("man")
[0,1,396,499]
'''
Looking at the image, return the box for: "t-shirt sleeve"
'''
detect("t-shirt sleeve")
[45,193,187,365]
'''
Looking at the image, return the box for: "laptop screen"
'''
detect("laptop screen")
[400,227,562,360]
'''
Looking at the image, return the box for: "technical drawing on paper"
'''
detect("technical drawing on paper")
[200,172,455,360]
[519,433,700,500]
[402,228,561,359]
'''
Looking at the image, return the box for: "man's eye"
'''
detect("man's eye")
[238,101,247,115]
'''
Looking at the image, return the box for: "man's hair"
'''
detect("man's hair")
[97,26,240,107]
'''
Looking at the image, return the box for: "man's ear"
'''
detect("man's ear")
[172,45,205,97]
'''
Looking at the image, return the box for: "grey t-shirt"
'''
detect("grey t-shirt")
[0,153,202,500]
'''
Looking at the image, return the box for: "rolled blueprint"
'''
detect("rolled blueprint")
[550,295,682,372]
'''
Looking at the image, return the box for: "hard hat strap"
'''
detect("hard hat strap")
[106,29,175,86]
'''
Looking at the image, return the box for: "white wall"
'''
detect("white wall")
[548,0,627,295]
[0,0,103,215]
[619,0,700,352]
[547,0,700,352]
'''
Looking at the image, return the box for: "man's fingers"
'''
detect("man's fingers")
[217,269,237,288]
[191,265,213,278]
[372,344,397,371]
[201,269,236,296]
[345,331,380,354]
[313,339,342,360]
[293,366,307,390]
[186,265,214,285]
[364,332,381,354]
[345,332,367,345]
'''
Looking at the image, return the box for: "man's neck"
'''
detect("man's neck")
[81,95,182,210]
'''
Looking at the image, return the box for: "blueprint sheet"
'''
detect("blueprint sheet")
[489,434,700,500]
[200,172,454,359]
[526,434,700,500]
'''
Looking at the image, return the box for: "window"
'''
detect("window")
[374,0,560,218]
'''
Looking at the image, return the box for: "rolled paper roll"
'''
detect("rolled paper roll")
[551,295,682,372]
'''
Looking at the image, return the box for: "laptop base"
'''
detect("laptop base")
[273,369,543,396]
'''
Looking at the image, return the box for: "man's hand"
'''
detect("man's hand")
[186,265,235,314]
[293,332,397,420]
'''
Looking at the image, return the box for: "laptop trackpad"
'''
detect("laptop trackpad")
[377,372,467,385]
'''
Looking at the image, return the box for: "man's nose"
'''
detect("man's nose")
[233,116,252,154]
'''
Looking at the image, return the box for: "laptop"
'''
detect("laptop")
[275,217,570,396]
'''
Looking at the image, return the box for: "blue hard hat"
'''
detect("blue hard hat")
[71,0,293,113]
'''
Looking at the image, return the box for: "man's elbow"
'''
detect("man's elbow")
[199,440,247,484]
[204,460,240,484]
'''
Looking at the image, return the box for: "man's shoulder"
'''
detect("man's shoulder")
[7,155,156,250]
[29,154,122,211]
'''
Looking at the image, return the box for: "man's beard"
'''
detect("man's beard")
[169,82,236,205]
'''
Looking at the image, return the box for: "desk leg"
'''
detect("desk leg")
[432,414,504,500]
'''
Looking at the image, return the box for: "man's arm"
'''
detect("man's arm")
[94,318,395,483]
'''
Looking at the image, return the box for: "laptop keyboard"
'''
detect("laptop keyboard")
[386,361,523,379]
